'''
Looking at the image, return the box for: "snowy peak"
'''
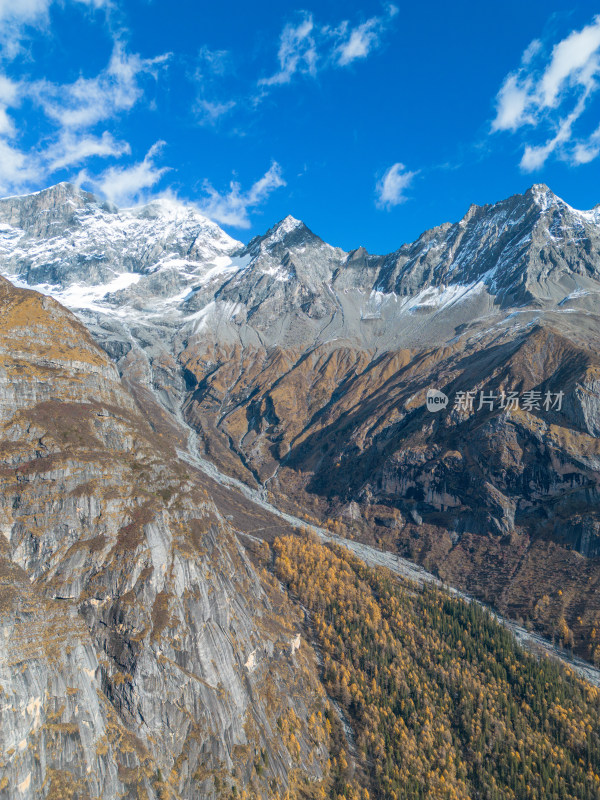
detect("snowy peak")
[451,184,562,232]
[370,183,600,310]
[127,195,231,234]
[0,182,241,250]
[250,214,319,252]
[1,181,600,346]
[0,182,245,316]
[236,213,349,291]
[278,214,303,232]
[528,183,562,213]
[530,182,552,200]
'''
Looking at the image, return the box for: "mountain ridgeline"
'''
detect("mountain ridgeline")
[1,181,600,797]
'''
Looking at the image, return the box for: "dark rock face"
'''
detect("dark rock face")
[2,181,600,663]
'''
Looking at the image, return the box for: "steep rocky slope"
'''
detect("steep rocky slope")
[0,276,331,799]
[180,323,600,654]
[2,182,600,663]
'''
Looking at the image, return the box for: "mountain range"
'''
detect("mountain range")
[1,181,600,797]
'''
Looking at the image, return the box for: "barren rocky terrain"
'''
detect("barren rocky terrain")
[0,276,331,799]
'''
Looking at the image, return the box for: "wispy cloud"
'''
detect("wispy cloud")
[191,7,397,126]
[32,42,169,130]
[0,140,39,196]
[492,15,600,170]
[572,123,600,164]
[193,46,237,126]
[259,15,317,87]
[0,72,38,194]
[259,5,397,90]
[197,162,286,227]
[196,46,232,77]
[195,99,236,126]
[71,0,112,7]
[79,140,168,206]
[0,117,135,198]
[375,162,417,209]
[0,0,111,60]
[0,0,112,19]
[46,130,130,171]
[0,35,169,198]
[334,5,398,67]
[0,0,49,21]
[0,75,20,136]
[0,0,53,59]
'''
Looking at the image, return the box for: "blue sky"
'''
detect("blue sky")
[1,1,600,252]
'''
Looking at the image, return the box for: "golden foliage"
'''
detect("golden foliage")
[274,535,600,800]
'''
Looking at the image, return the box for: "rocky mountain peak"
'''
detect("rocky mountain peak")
[368,182,600,310]
[454,184,562,229]
[279,213,303,231]
[25,180,95,205]
[251,214,318,252]
[2,181,600,354]
[0,181,102,237]
[528,182,559,210]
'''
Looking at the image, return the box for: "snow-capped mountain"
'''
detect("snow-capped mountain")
[0,181,243,315]
[2,181,600,356]
[373,184,600,301]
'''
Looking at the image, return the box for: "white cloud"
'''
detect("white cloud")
[0,0,50,59]
[196,46,232,78]
[375,162,417,209]
[33,43,169,130]
[0,126,132,198]
[0,75,20,136]
[0,3,173,201]
[260,6,397,90]
[193,47,237,126]
[335,5,398,67]
[0,75,18,106]
[519,94,586,170]
[81,141,169,206]
[573,124,600,164]
[0,0,48,21]
[337,21,380,66]
[0,0,110,20]
[492,15,600,169]
[539,21,600,107]
[0,140,39,196]
[46,130,130,171]
[259,15,317,87]
[0,29,170,199]
[0,74,36,194]
[492,73,535,132]
[522,38,543,65]
[197,162,286,227]
[71,0,111,7]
